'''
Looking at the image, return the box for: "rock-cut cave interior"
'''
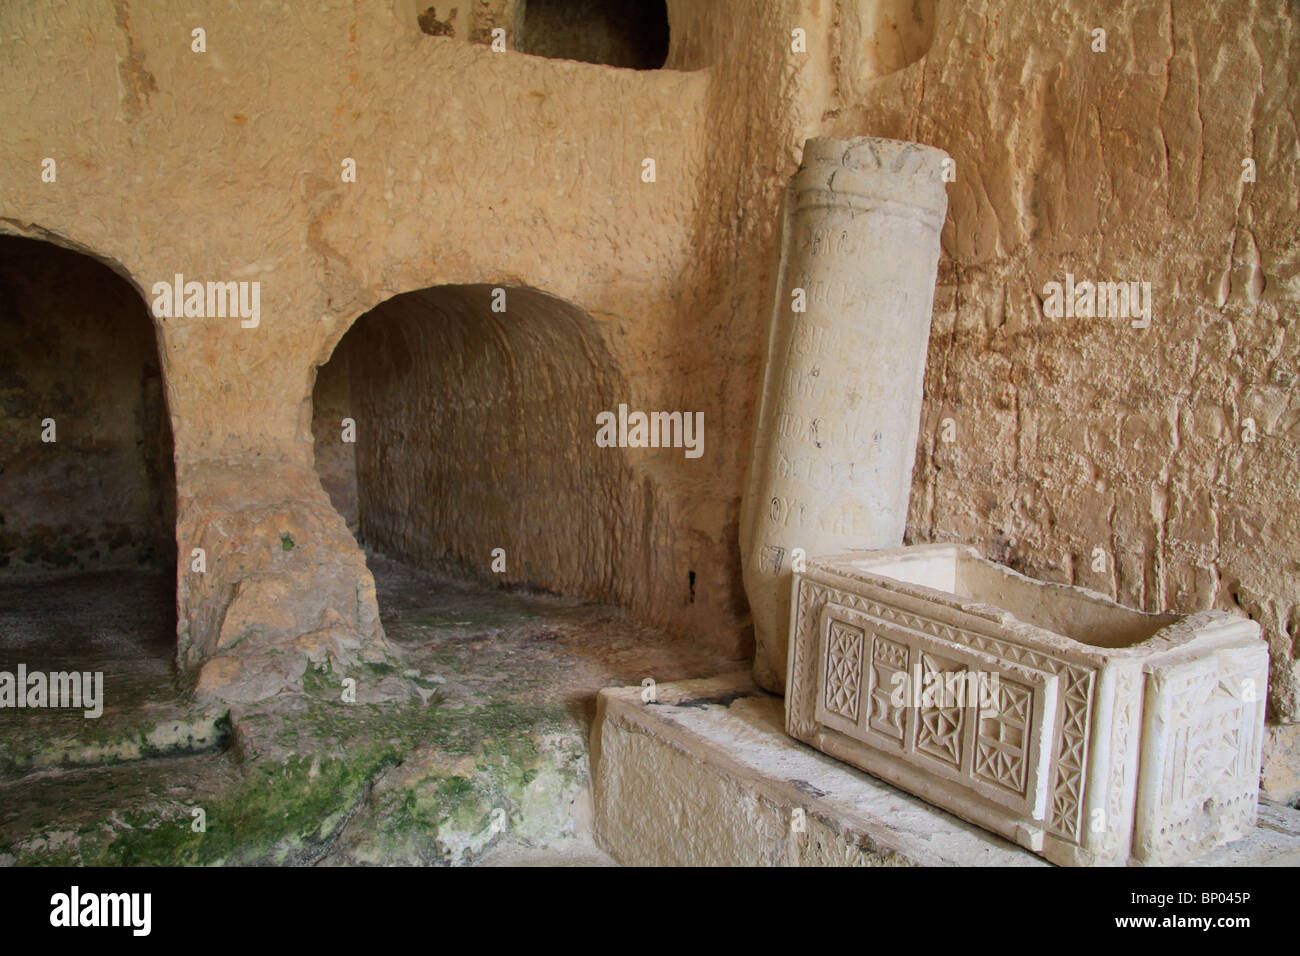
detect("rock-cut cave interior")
[1,0,1298,878]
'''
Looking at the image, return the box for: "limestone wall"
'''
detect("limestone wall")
[0,0,799,697]
[1,0,1296,794]
[824,1,1299,795]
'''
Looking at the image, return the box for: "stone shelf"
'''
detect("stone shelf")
[592,674,1299,867]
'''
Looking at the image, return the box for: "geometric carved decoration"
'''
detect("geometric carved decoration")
[1048,667,1093,840]
[1173,676,1251,803]
[787,545,1268,866]
[812,599,1057,829]
[822,620,864,723]
[1138,658,1265,864]
[867,635,908,743]
[915,651,966,768]
[973,676,1031,795]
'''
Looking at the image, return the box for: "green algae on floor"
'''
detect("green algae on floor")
[0,554,740,866]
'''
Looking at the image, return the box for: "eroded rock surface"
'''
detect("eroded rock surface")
[1,0,1296,793]
[0,556,737,865]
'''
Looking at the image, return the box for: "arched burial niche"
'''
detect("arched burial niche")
[312,284,647,610]
[0,235,176,647]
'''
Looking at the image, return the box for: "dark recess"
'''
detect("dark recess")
[518,0,670,70]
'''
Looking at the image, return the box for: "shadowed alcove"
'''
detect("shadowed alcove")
[313,284,652,607]
[0,234,177,686]
[517,0,670,69]
[306,285,732,799]
[413,0,671,70]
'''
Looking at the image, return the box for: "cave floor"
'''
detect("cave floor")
[0,556,742,865]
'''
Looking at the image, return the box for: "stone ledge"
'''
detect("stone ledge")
[590,673,1300,867]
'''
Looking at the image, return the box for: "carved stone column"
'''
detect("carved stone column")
[740,136,950,693]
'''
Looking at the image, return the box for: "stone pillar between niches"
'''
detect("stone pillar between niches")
[176,458,390,703]
[740,136,950,694]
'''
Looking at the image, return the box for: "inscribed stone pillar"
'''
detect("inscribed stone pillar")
[740,136,950,693]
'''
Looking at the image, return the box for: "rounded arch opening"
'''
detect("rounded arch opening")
[0,234,177,661]
[311,283,646,608]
